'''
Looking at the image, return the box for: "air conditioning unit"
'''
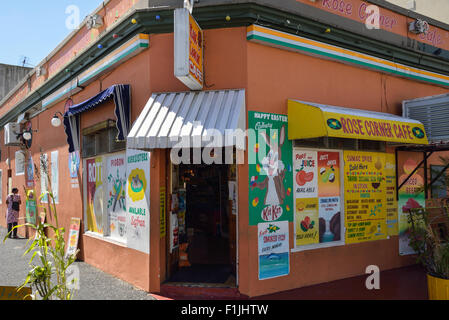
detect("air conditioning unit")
[4,123,22,146]
[403,93,449,142]
[409,19,429,34]
[86,14,104,30]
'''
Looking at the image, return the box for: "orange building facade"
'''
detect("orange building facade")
[1,0,449,298]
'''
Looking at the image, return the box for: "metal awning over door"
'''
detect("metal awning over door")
[127,89,246,150]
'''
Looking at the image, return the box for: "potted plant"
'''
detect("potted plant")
[407,197,449,300]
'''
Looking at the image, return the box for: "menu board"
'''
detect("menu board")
[344,151,387,244]
[294,149,342,247]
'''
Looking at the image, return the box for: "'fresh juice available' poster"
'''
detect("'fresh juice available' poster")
[385,154,398,236]
[248,111,293,225]
[344,151,387,244]
[398,152,425,255]
[294,150,319,246]
[258,221,289,280]
[293,150,342,248]
[86,157,104,234]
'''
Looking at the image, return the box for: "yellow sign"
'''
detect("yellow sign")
[344,151,388,244]
[0,287,32,300]
[288,100,428,144]
[188,13,203,87]
[160,187,166,238]
[385,154,398,236]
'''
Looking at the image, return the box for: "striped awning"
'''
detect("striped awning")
[127,89,246,150]
[64,84,131,152]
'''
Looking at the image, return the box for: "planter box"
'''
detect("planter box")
[427,274,449,300]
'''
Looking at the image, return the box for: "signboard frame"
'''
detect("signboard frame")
[291,148,346,252]
[174,8,204,90]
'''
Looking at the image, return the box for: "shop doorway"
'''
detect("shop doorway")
[167,159,237,287]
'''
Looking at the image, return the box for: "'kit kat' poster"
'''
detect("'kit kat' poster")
[248,111,293,225]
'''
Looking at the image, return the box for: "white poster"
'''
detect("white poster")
[106,153,127,242]
[293,150,318,199]
[51,151,59,204]
[126,149,151,254]
[258,220,290,280]
[15,151,25,176]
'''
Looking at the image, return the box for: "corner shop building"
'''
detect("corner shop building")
[1,0,449,297]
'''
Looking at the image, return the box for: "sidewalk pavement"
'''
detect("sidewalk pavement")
[0,227,155,300]
[1,226,428,300]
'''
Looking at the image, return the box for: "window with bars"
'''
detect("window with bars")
[82,120,126,158]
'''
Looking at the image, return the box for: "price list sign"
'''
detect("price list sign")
[344,151,388,244]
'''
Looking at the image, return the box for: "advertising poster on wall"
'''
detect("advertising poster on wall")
[25,155,34,188]
[294,150,319,246]
[295,198,319,245]
[293,150,341,248]
[51,151,59,204]
[398,152,425,255]
[69,151,80,189]
[126,149,151,254]
[85,157,104,234]
[248,111,293,226]
[385,154,398,236]
[258,220,289,280]
[65,218,81,259]
[25,189,37,226]
[317,151,341,243]
[344,151,387,244]
[106,153,127,242]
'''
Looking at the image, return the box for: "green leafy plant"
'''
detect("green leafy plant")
[3,153,79,300]
[407,199,449,280]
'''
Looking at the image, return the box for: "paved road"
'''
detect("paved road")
[0,227,155,300]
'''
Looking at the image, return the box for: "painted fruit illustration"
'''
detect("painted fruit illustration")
[321,166,335,183]
[300,216,315,232]
[296,169,314,186]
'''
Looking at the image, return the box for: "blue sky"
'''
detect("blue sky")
[0,1,103,67]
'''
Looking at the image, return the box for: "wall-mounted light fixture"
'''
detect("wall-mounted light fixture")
[51,111,64,128]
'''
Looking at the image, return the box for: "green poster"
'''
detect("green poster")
[25,190,37,226]
[248,111,293,225]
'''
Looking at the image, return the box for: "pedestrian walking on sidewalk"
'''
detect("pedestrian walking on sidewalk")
[5,188,21,239]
